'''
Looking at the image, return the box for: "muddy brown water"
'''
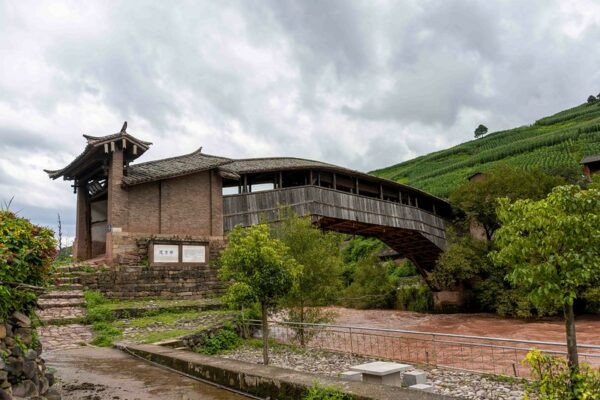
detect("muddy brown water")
[46,347,247,400]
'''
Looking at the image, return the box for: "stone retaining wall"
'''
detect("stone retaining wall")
[79,264,225,299]
[0,312,60,399]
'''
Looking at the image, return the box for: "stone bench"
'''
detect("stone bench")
[340,371,362,382]
[402,370,427,387]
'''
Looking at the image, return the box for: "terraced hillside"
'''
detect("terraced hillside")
[371,101,600,197]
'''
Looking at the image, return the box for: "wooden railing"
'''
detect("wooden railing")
[223,185,446,250]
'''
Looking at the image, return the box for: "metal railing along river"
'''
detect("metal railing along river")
[244,319,600,377]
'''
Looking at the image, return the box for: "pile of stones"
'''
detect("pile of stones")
[0,311,60,400]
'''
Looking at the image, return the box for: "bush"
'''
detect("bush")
[84,291,108,307]
[396,283,433,312]
[304,382,350,400]
[196,325,241,355]
[0,210,56,320]
[524,350,600,399]
[90,322,122,347]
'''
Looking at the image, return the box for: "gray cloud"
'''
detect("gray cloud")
[1,0,599,237]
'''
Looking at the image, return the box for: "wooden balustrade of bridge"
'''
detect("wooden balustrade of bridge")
[223,185,448,274]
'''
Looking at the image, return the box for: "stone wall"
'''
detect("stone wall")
[0,312,59,399]
[79,264,225,299]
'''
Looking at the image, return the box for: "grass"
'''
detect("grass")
[370,101,600,197]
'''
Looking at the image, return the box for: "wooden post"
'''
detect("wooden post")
[380,184,384,200]
[309,170,314,185]
[333,173,337,190]
[415,196,419,208]
[279,172,283,189]
[355,178,359,195]
[317,171,321,187]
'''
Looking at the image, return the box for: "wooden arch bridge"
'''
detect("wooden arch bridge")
[220,165,452,274]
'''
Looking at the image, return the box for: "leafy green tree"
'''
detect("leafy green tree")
[218,224,297,365]
[450,165,563,240]
[474,124,488,138]
[271,211,343,345]
[492,185,600,374]
[587,95,597,104]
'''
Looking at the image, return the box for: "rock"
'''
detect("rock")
[0,325,6,340]
[44,372,54,387]
[0,371,7,381]
[0,388,12,400]
[12,380,38,398]
[6,358,23,376]
[45,388,61,400]
[9,346,22,358]
[23,361,37,380]
[11,312,31,328]
[37,376,49,395]
[24,350,37,362]
[0,358,5,370]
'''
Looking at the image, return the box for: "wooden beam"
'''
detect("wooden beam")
[333,173,337,190]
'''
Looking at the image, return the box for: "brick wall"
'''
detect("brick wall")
[128,181,160,233]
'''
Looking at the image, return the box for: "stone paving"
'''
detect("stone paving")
[37,265,94,352]
[38,324,94,352]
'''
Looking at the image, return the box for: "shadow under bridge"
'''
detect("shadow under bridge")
[222,185,448,274]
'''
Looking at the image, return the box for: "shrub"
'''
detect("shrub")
[396,283,433,312]
[196,325,241,355]
[304,382,350,400]
[90,322,122,347]
[84,291,109,307]
[524,350,600,399]
[0,210,56,320]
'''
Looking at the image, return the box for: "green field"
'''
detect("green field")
[371,101,600,197]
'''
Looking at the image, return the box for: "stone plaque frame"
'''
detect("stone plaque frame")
[149,241,209,266]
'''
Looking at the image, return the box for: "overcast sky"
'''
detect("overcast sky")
[1,0,600,240]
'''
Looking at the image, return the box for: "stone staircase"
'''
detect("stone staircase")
[37,264,93,351]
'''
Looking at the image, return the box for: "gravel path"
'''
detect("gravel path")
[221,345,529,400]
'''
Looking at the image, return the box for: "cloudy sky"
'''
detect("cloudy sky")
[1,0,600,240]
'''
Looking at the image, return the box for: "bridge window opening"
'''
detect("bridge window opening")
[318,172,334,188]
[357,180,380,199]
[248,172,277,192]
[282,171,307,188]
[382,187,399,202]
[333,174,353,193]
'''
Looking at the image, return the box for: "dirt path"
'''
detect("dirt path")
[46,347,246,400]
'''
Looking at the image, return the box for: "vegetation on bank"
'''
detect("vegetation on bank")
[0,210,56,320]
[371,101,600,197]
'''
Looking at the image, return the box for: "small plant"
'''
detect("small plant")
[84,290,108,307]
[90,322,122,347]
[196,325,241,355]
[524,349,600,400]
[304,382,350,400]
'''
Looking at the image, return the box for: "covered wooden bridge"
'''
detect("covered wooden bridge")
[219,157,452,273]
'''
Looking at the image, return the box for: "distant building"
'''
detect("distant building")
[581,155,600,178]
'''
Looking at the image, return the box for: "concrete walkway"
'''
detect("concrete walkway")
[46,346,245,400]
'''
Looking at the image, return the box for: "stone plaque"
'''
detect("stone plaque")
[153,244,179,263]
[182,245,206,263]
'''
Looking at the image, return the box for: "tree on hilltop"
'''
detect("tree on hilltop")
[587,95,597,104]
[474,124,488,138]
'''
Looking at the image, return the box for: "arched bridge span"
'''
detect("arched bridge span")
[223,185,448,273]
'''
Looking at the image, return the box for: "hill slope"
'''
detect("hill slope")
[371,102,600,197]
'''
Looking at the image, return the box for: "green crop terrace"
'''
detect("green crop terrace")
[371,101,600,197]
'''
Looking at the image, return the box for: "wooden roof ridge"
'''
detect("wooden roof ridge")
[127,147,231,168]
[45,123,153,180]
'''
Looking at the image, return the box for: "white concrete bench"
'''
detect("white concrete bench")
[409,383,434,392]
[350,361,412,386]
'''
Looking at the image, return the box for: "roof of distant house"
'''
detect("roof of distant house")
[580,154,600,164]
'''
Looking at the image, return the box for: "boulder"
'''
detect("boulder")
[0,325,6,340]
[6,358,23,376]
[0,388,12,400]
[24,350,37,362]
[11,312,31,329]
[44,372,54,387]
[37,376,49,395]
[22,361,37,380]
[12,380,38,398]
[45,388,61,400]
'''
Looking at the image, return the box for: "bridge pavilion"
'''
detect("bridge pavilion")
[46,124,451,275]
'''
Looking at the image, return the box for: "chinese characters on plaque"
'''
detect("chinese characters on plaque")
[153,244,179,263]
[152,244,207,264]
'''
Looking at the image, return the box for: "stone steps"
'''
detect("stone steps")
[37,306,86,325]
[38,298,86,309]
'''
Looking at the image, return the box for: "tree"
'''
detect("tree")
[492,185,600,377]
[218,224,297,365]
[474,124,488,138]
[587,95,597,104]
[450,165,564,241]
[271,210,343,346]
